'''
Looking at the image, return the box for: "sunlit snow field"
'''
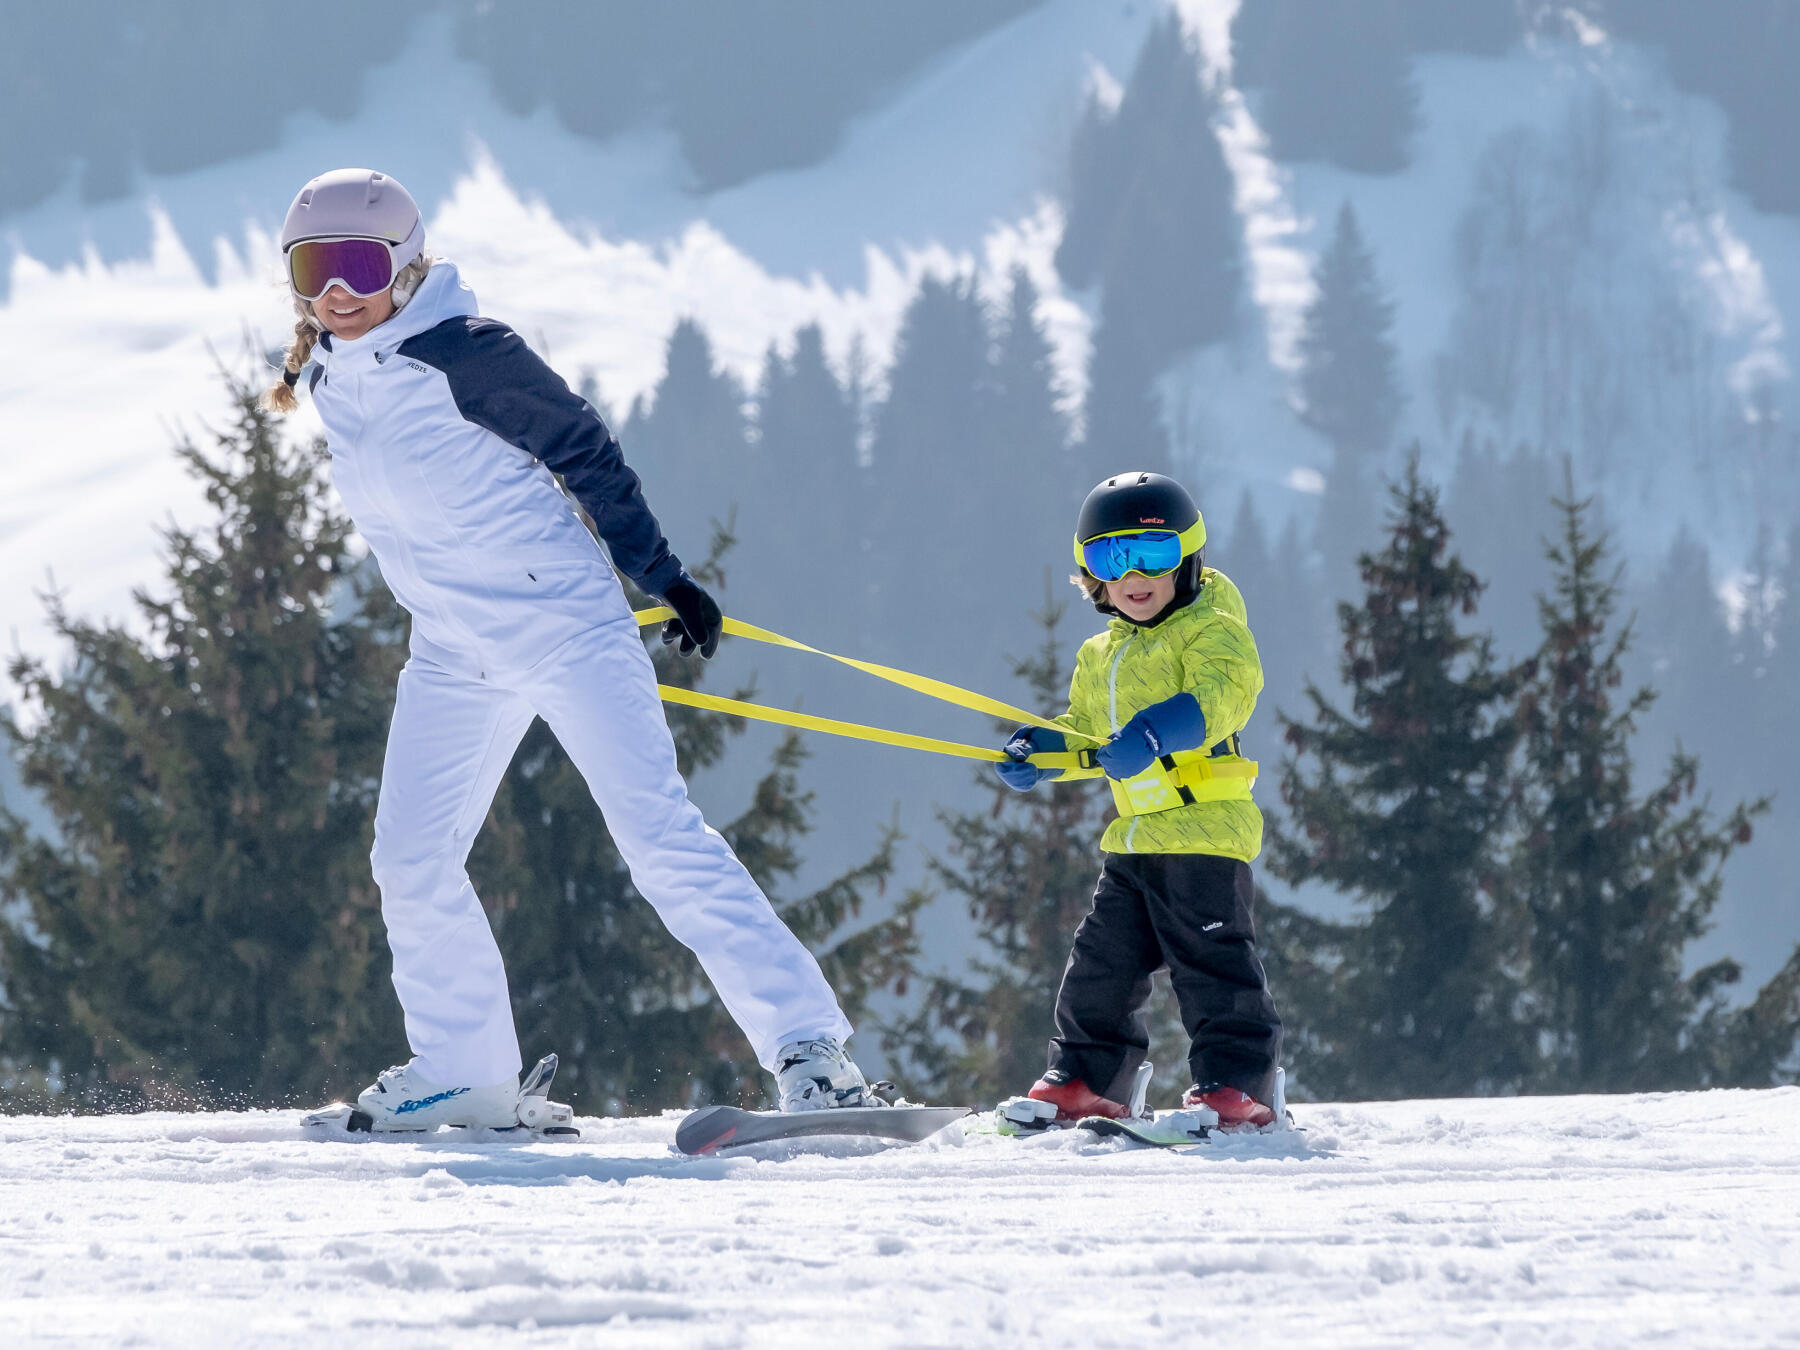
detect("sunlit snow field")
[2,1090,1795,1347]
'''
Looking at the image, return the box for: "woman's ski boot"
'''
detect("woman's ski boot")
[302,1053,577,1137]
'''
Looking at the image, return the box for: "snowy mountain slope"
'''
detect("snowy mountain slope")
[2,1088,1794,1347]
[1177,16,1800,564]
[6,3,1797,671]
[6,4,1798,664]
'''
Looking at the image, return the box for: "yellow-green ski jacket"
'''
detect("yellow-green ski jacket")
[1059,568,1264,860]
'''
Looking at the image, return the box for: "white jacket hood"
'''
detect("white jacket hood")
[317,259,478,368]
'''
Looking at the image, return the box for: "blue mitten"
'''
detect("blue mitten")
[994,725,1068,792]
[1095,693,1207,781]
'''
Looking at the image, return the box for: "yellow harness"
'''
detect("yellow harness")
[1026,744,1258,816]
[631,608,1256,816]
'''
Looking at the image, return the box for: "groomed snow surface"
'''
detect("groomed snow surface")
[3,1090,1795,1347]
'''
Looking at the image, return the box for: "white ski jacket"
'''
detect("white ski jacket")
[309,260,684,679]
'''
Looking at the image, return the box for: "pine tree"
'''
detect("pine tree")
[989,267,1069,475]
[1444,436,1558,660]
[988,266,1076,586]
[747,324,862,642]
[1298,203,1402,576]
[866,274,998,672]
[884,593,1116,1104]
[1057,81,1127,291]
[1298,202,1402,462]
[1630,525,1734,771]
[1312,452,1378,591]
[1769,521,1800,745]
[1720,523,1782,793]
[1063,14,1243,482]
[623,318,750,539]
[1268,456,1530,1099]
[1514,486,1782,1091]
[0,376,406,1109]
[1222,494,1277,731]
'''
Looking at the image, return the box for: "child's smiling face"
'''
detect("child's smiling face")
[1103,571,1175,622]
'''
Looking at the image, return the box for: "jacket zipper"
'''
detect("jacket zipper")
[1107,632,1141,852]
[1107,631,1132,735]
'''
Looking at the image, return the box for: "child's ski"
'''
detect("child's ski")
[1077,1112,1213,1147]
[674,1104,970,1155]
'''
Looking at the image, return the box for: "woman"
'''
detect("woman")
[267,167,868,1127]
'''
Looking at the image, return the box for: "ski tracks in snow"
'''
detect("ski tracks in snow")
[1,1089,1796,1347]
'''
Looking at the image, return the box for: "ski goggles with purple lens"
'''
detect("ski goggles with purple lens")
[1080,530,1185,582]
[286,236,402,301]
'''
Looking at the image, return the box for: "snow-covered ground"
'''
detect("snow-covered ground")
[3,1089,1795,1347]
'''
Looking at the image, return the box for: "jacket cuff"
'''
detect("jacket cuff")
[636,556,686,600]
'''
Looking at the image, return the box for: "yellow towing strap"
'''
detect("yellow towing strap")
[634,608,1100,744]
[655,685,1009,764]
[637,605,1150,768]
[632,609,1261,789]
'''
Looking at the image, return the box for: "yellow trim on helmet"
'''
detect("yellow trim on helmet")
[1071,517,1207,573]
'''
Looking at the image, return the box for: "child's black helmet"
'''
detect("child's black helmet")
[1074,472,1208,623]
[1072,472,1206,569]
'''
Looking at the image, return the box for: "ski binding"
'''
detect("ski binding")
[993,1060,1156,1135]
[1082,1068,1292,1146]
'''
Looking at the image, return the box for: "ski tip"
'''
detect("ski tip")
[674,1104,737,1157]
[693,1125,736,1156]
[299,1104,375,1135]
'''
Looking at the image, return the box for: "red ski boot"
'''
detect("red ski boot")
[1183,1083,1275,1128]
[1027,1071,1132,1123]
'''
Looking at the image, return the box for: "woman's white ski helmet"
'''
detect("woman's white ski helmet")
[280,168,424,274]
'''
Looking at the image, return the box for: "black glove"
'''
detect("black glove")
[659,572,722,659]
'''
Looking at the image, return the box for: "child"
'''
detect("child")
[265,167,871,1126]
[996,472,1284,1126]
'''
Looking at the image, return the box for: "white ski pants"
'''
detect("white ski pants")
[370,618,853,1087]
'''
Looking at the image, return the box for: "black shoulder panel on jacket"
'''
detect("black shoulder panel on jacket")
[398,316,683,596]
[308,366,324,395]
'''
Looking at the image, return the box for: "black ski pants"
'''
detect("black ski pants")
[1048,852,1283,1107]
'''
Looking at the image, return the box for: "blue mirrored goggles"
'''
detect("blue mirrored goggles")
[1080,530,1185,582]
